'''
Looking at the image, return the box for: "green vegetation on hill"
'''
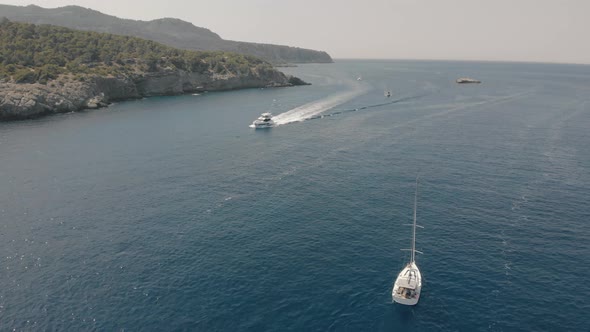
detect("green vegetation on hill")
[0,19,274,84]
[0,4,333,64]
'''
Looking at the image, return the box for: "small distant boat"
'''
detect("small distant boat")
[251,112,275,129]
[357,76,362,81]
[456,77,481,84]
[392,177,423,306]
[385,91,391,97]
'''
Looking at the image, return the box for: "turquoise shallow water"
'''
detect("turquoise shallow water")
[1,60,589,331]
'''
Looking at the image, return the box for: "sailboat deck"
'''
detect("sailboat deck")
[395,265,420,289]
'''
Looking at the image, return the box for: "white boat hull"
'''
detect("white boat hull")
[251,112,276,129]
[251,120,275,129]
[392,262,422,306]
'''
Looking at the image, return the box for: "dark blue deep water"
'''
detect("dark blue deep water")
[1,60,589,331]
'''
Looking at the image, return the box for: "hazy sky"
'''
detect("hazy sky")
[2,0,590,64]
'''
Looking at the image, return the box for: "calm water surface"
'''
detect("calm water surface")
[1,60,589,331]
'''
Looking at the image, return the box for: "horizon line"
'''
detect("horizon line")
[330,57,590,66]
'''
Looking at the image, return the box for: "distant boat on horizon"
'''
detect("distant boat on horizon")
[357,76,362,81]
[392,177,423,306]
[456,77,481,84]
[385,90,391,97]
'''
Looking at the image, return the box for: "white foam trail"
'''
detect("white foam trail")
[273,86,368,125]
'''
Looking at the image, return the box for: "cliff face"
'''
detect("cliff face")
[0,68,307,121]
[0,4,333,64]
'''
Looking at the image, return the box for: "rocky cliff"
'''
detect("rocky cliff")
[0,4,333,64]
[0,67,307,121]
[0,20,310,121]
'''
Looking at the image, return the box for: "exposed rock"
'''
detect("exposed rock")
[287,75,311,86]
[84,93,105,109]
[0,68,310,121]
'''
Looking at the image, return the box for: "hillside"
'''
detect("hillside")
[0,4,334,64]
[0,20,308,120]
[0,19,276,83]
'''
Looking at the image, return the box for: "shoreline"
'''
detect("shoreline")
[0,70,309,122]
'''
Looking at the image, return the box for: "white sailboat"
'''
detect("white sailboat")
[392,178,423,305]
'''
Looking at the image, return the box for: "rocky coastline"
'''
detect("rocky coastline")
[0,68,309,121]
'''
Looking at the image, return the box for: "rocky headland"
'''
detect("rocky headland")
[0,68,307,121]
[0,20,309,121]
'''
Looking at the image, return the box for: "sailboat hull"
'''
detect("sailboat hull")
[392,262,422,306]
[392,293,420,306]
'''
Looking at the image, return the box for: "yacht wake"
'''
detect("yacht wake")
[306,94,427,120]
[273,86,369,125]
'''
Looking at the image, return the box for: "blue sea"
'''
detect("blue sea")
[1,60,589,331]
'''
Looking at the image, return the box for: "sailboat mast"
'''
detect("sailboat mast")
[411,177,418,263]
